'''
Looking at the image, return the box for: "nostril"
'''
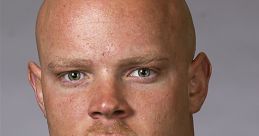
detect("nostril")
[113,110,125,117]
[90,111,102,119]
[92,111,102,115]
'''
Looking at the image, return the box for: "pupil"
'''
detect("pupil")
[138,69,150,77]
[69,72,80,80]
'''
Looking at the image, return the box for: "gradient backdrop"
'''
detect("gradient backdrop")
[1,0,259,136]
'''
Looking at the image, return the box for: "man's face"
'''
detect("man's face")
[28,0,211,136]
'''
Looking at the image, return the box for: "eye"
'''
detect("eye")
[63,71,85,81]
[129,68,155,78]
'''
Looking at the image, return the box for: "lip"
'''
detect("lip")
[97,134,124,136]
[87,132,124,136]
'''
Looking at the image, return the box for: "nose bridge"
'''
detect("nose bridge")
[88,76,133,120]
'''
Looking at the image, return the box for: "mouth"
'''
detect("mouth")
[99,134,123,136]
[87,129,134,136]
[89,133,124,136]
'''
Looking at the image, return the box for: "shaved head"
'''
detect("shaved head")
[29,0,212,136]
[36,0,195,64]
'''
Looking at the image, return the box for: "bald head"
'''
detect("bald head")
[29,1,213,136]
[36,0,195,64]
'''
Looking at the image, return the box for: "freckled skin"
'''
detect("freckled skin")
[28,0,212,136]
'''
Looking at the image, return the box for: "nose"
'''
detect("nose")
[88,85,133,120]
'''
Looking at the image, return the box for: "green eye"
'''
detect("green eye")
[137,68,151,77]
[65,71,84,81]
[130,68,154,77]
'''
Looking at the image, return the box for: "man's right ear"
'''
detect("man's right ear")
[28,62,46,117]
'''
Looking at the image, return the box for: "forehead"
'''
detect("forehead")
[37,0,185,66]
[40,0,171,39]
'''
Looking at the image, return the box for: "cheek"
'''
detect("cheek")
[127,77,189,135]
[43,82,91,130]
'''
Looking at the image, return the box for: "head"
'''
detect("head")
[28,0,212,136]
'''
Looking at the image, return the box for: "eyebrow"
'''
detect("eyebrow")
[47,55,169,72]
[118,56,169,67]
[47,58,93,72]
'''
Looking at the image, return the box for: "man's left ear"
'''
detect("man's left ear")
[188,52,212,113]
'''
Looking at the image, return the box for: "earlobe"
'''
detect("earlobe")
[28,62,46,117]
[188,52,212,113]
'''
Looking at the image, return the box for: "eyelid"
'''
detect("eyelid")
[56,70,87,78]
[127,66,159,75]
